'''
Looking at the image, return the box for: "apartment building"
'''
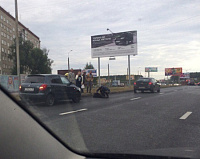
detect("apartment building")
[0,6,40,75]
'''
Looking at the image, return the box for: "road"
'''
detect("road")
[25,86,200,155]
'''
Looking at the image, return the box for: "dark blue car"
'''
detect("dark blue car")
[19,74,81,106]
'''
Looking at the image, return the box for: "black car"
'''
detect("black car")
[134,78,160,93]
[19,74,81,106]
[115,32,133,46]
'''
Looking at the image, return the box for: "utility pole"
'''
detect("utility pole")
[15,0,20,86]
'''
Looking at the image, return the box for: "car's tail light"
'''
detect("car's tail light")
[39,84,47,91]
[134,82,136,85]
[19,85,22,91]
[149,82,152,85]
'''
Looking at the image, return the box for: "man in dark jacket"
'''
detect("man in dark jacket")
[96,85,110,98]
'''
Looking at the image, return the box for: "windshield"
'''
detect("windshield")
[1,0,200,158]
[61,76,70,84]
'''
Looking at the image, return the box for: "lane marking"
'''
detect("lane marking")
[159,93,164,95]
[174,90,178,92]
[130,97,141,101]
[59,108,87,116]
[179,112,192,120]
[185,150,194,152]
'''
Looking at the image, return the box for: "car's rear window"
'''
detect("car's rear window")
[24,76,45,83]
[137,78,150,82]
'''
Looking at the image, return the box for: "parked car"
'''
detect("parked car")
[19,74,81,106]
[134,77,160,93]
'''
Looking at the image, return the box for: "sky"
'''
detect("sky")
[1,0,200,79]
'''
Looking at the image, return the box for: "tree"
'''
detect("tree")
[9,37,53,74]
[84,62,94,69]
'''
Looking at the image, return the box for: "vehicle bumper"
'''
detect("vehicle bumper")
[134,86,151,90]
[20,93,46,102]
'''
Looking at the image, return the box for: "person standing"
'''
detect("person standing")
[68,68,76,84]
[86,71,93,93]
[81,71,86,93]
[75,71,83,89]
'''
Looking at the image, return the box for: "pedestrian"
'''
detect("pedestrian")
[81,71,86,93]
[75,71,83,89]
[86,71,93,93]
[96,85,110,98]
[68,68,76,84]
[64,73,68,79]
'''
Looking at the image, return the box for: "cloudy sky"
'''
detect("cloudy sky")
[1,0,200,79]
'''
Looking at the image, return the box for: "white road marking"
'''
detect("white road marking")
[174,90,178,92]
[130,97,141,101]
[185,150,194,152]
[159,93,164,95]
[59,108,87,116]
[179,112,192,120]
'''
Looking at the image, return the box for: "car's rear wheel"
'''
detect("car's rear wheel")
[46,94,55,106]
[72,92,81,103]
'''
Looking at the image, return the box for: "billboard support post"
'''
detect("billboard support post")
[128,55,131,86]
[98,57,101,86]
[148,72,150,78]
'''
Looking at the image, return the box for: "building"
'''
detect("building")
[0,6,40,75]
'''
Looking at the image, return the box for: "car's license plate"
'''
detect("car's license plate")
[139,87,145,89]
[24,88,34,92]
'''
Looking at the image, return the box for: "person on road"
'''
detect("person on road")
[86,71,93,93]
[68,68,76,84]
[75,71,83,90]
[96,85,110,98]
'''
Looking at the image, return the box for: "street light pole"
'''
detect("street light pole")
[15,0,20,86]
[68,50,72,70]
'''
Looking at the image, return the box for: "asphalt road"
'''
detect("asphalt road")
[25,86,200,155]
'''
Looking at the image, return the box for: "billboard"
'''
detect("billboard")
[165,68,182,76]
[84,69,97,77]
[0,75,19,92]
[126,75,135,80]
[91,31,137,58]
[180,73,190,78]
[145,67,158,72]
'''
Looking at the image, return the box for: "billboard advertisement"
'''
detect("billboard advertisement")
[91,31,137,58]
[145,67,158,72]
[0,75,19,92]
[165,68,182,76]
[84,69,97,77]
[180,73,190,78]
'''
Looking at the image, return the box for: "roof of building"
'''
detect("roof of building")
[0,6,40,40]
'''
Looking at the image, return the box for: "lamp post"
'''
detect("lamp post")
[15,0,20,86]
[68,50,72,70]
